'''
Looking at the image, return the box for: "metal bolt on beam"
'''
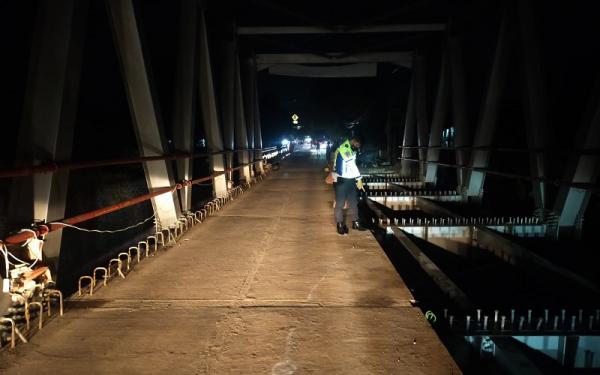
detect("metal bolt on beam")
[519,316,525,330]
[483,316,489,330]
[553,316,559,330]
[571,316,576,331]
[500,316,506,330]
[544,309,549,325]
[494,310,499,326]
[527,309,532,326]
[449,316,454,328]
[510,309,515,326]
[477,309,482,323]
[466,315,471,330]
[589,316,594,331]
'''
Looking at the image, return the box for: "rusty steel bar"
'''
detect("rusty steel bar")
[2,161,263,245]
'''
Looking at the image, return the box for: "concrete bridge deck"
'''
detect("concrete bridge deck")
[1,152,460,374]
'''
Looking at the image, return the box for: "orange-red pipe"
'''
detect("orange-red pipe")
[2,161,261,245]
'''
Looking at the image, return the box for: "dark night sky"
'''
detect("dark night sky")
[257,71,398,146]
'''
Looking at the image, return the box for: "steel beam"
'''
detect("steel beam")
[400,73,417,177]
[8,0,87,273]
[219,38,236,182]
[425,47,449,184]
[256,52,412,66]
[237,24,446,35]
[172,0,197,212]
[466,10,514,199]
[234,54,252,183]
[518,0,549,209]
[197,8,227,196]
[107,0,180,228]
[267,63,377,78]
[448,37,470,190]
[254,75,265,174]
[553,76,600,238]
[414,52,430,180]
[242,58,256,176]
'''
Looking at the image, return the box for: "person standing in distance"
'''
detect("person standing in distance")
[331,135,366,235]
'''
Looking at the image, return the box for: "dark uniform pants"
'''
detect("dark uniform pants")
[334,177,358,223]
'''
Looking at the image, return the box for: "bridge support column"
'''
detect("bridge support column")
[401,75,417,177]
[414,52,430,180]
[254,77,265,174]
[448,36,470,190]
[518,0,549,210]
[173,0,197,212]
[107,0,180,227]
[8,0,87,274]
[466,10,513,201]
[218,35,236,183]
[553,76,600,238]
[425,48,449,184]
[234,55,253,183]
[198,8,227,196]
[242,58,257,176]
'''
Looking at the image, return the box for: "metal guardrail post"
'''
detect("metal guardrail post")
[153,232,164,247]
[108,259,125,278]
[128,246,140,263]
[137,241,149,258]
[0,317,28,348]
[78,276,94,296]
[25,301,43,330]
[118,252,131,272]
[45,289,64,317]
[145,237,157,256]
[93,267,108,287]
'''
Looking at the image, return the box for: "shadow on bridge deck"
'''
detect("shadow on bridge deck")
[0,152,460,374]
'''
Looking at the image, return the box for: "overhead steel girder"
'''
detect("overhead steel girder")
[267,63,378,78]
[256,52,413,68]
[237,24,446,35]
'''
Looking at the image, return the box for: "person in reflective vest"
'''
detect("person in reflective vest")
[332,136,366,235]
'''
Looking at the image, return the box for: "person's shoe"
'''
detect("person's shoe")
[352,220,367,231]
[336,222,348,236]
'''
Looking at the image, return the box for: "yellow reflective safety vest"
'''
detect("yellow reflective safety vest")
[333,139,361,179]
